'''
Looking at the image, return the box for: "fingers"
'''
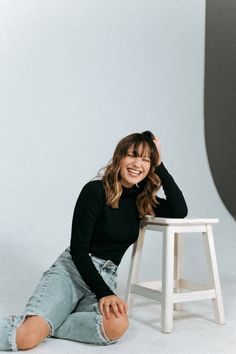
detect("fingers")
[104,301,111,319]
[112,300,125,317]
[153,136,160,147]
[153,136,162,166]
[99,296,128,319]
[99,297,112,319]
[110,301,120,318]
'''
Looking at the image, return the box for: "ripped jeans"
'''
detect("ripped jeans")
[0,248,118,351]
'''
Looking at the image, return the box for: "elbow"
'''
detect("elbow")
[179,206,188,218]
[172,202,188,218]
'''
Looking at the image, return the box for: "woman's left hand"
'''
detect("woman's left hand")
[99,295,128,319]
[153,135,162,166]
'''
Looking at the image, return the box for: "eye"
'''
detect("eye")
[142,158,150,163]
[127,152,135,157]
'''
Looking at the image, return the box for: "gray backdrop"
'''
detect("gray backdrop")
[0,0,235,319]
[205,0,236,221]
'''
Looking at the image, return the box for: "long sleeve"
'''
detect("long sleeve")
[70,181,115,300]
[153,162,188,218]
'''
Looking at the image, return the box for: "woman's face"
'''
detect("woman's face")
[119,144,151,188]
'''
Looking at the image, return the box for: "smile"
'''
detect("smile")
[127,168,141,176]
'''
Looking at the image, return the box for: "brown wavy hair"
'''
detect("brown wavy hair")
[97,131,162,217]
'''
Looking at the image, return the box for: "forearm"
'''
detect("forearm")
[154,162,188,217]
[70,246,115,300]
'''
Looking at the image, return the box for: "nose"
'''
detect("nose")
[132,157,142,166]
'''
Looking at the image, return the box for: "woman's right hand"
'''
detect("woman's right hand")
[99,295,128,319]
[153,134,162,166]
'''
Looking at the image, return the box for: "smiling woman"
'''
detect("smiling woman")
[101,131,163,216]
[0,130,188,351]
[120,146,151,188]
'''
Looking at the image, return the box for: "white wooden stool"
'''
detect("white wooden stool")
[125,217,225,333]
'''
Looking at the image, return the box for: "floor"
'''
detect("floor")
[1,278,235,354]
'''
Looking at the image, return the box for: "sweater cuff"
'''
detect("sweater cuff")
[96,288,115,301]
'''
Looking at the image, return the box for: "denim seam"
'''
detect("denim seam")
[8,315,25,352]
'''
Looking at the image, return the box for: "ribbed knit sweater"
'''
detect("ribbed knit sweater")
[70,162,188,300]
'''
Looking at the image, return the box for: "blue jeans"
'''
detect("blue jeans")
[0,248,118,351]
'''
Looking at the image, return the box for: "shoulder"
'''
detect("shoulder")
[76,180,105,208]
[74,180,105,211]
[80,179,105,198]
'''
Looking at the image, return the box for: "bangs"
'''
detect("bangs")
[114,132,158,165]
[131,140,151,158]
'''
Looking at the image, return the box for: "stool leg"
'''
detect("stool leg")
[161,227,175,333]
[125,227,145,316]
[203,225,225,324]
[174,233,182,311]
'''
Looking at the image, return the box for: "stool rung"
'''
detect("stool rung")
[173,289,216,303]
[130,283,162,302]
[130,281,216,303]
[131,279,212,292]
[179,279,212,291]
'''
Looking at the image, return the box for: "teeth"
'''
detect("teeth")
[128,168,141,175]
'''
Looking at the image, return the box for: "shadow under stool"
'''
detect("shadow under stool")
[125,217,225,333]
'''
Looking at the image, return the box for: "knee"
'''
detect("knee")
[16,316,50,350]
[102,314,129,341]
[16,329,40,350]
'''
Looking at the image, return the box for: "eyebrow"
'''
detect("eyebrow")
[127,150,150,158]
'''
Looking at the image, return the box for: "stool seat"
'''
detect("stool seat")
[125,217,225,333]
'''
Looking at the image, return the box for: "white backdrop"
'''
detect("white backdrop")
[0,0,235,318]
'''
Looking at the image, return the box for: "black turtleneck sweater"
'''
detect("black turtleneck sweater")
[70,162,188,300]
